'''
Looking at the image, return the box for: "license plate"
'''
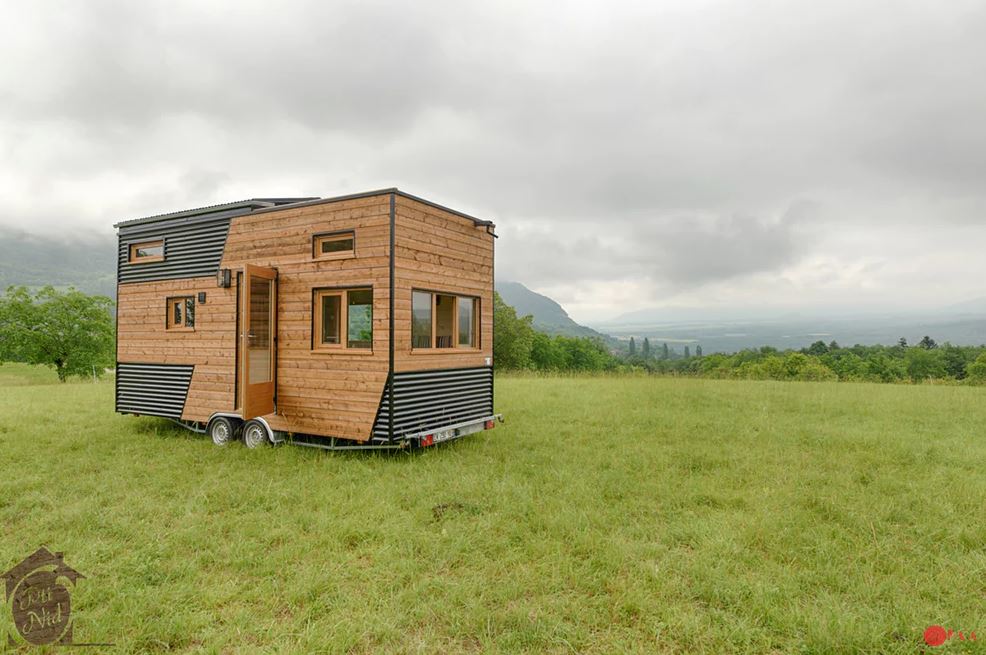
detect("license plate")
[433,422,484,443]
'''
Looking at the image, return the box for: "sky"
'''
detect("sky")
[1,0,985,323]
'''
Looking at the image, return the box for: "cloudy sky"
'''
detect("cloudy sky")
[2,0,984,322]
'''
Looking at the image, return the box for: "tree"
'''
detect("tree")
[941,343,969,379]
[0,286,115,381]
[918,335,938,350]
[642,337,651,358]
[897,337,908,348]
[684,346,691,358]
[828,340,840,351]
[628,337,636,356]
[695,345,703,357]
[905,347,946,382]
[493,292,535,369]
[967,352,986,382]
[806,340,829,356]
[661,343,670,360]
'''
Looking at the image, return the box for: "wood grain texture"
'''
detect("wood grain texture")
[116,278,237,423]
[220,194,391,441]
[117,191,495,442]
[393,195,494,372]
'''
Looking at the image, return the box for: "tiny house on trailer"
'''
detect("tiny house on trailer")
[114,189,499,450]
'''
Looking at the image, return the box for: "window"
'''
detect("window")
[313,231,355,260]
[167,296,195,329]
[412,291,432,348]
[129,240,164,263]
[411,290,479,350]
[314,288,373,350]
[458,296,474,347]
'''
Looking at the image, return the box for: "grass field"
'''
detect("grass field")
[1,363,985,653]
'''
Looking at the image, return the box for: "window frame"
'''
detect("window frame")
[312,286,374,352]
[410,289,480,351]
[312,230,356,261]
[129,239,165,264]
[166,296,195,331]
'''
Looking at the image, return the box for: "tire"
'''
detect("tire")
[242,419,272,449]
[209,416,236,447]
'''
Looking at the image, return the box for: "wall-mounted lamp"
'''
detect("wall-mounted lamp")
[217,268,231,288]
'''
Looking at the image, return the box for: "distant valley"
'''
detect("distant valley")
[2,232,983,354]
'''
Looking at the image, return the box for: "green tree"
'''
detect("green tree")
[967,352,986,382]
[661,343,669,360]
[628,337,636,356]
[905,347,946,382]
[918,335,938,350]
[642,337,651,358]
[683,345,690,358]
[806,340,829,356]
[941,343,969,379]
[695,345,702,357]
[493,292,535,370]
[0,285,115,381]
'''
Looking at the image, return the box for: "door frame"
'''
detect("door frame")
[239,264,278,420]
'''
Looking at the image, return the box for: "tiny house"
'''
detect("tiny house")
[114,189,499,449]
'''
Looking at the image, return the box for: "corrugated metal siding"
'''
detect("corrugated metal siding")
[117,209,245,284]
[373,367,493,440]
[116,363,194,419]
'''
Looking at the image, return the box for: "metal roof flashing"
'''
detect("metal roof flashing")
[113,189,494,230]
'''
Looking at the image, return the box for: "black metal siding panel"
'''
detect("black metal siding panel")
[373,367,493,440]
[116,363,194,419]
[117,210,242,284]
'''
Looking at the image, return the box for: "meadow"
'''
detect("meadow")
[1,363,984,653]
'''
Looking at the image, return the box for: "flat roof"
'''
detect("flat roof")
[114,188,494,229]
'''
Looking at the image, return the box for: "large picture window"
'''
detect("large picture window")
[411,290,479,350]
[314,288,373,350]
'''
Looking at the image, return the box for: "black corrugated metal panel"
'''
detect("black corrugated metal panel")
[117,210,238,284]
[372,366,493,440]
[113,198,316,229]
[116,362,194,419]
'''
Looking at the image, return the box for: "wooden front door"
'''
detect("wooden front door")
[241,264,277,419]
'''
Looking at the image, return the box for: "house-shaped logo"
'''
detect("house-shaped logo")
[2,547,85,646]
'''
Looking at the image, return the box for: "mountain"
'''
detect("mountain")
[944,296,986,315]
[0,232,117,298]
[495,280,612,341]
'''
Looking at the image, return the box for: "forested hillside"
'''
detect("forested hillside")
[0,232,116,297]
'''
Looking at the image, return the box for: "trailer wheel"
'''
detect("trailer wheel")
[209,416,236,447]
[242,419,272,449]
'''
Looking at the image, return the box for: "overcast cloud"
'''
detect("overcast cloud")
[2,0,985,321]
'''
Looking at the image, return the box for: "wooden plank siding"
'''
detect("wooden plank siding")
[116,277,237,422]
[393,196,494,372]
[220,194,391,441]
[117,190,494,443]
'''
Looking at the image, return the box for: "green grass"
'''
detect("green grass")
[1,366,985,653]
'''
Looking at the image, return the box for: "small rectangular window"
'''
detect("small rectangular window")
[130,240,165,263]
[313,232,355,260]
[166,296,194,330]
[314,288,372,350]
[412,291,432,348]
